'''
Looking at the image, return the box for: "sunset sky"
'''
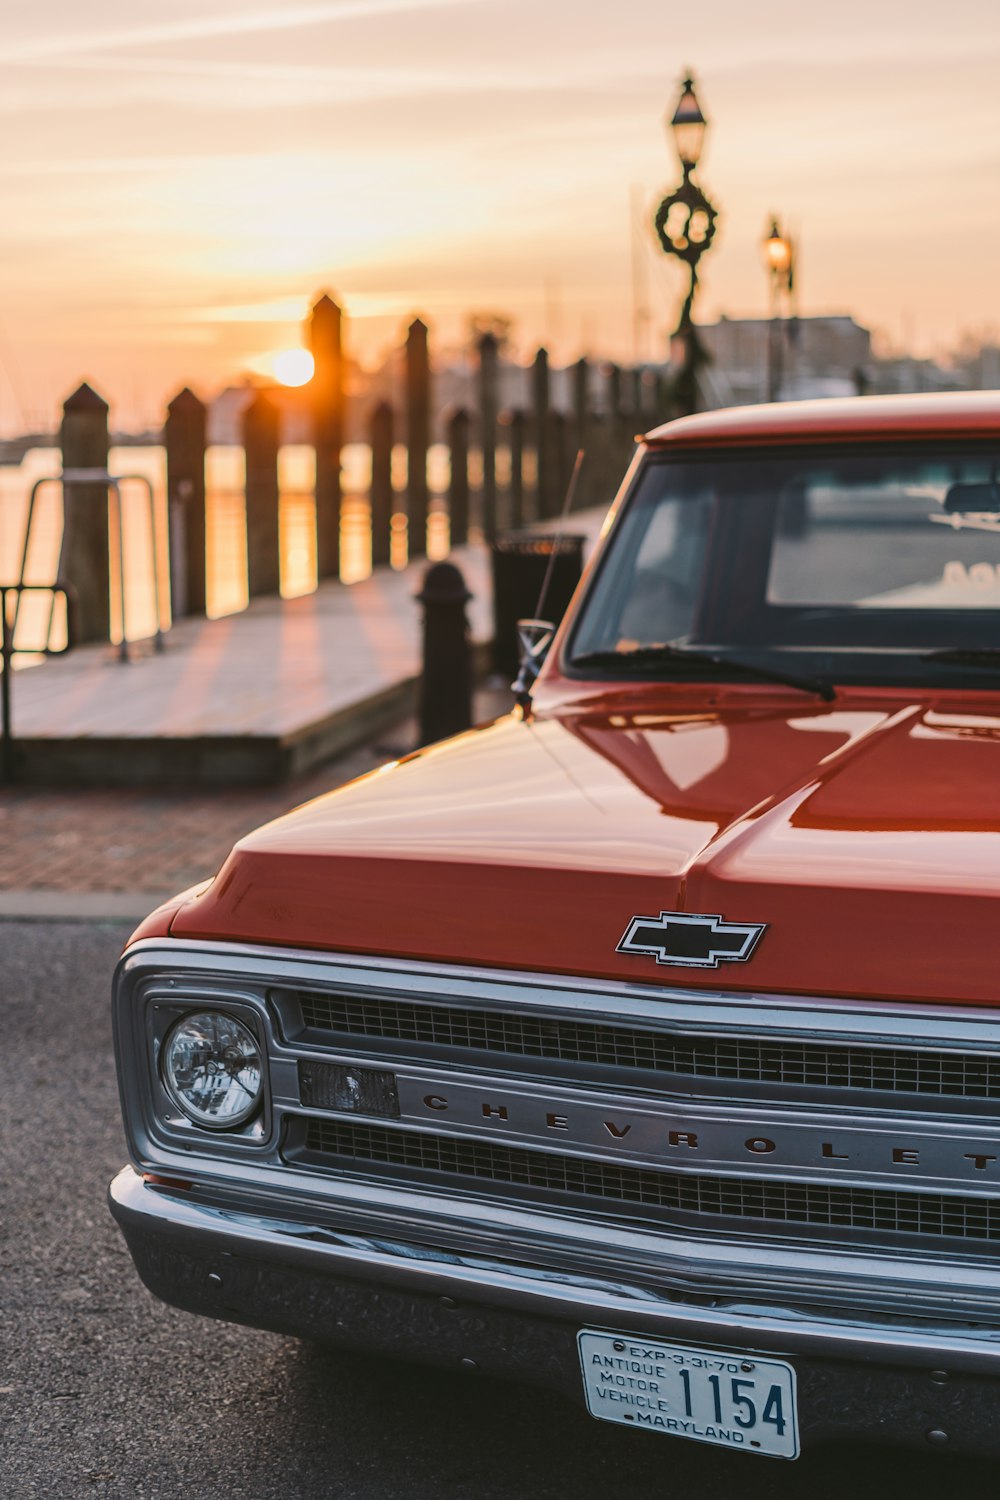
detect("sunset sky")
[1,0,999,430]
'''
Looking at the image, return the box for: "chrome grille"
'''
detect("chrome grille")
[289,991,1000,1102]
[297,1119,1000,1244]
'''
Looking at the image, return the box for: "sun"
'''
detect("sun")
[273,348,315,386]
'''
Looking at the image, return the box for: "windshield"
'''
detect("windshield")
[567,445,1000,688]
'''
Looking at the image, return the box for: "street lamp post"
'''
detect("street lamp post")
[763,218,794,402]
[654,73,719,417]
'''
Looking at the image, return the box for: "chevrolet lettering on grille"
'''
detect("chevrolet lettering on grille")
[617,911,767,968]
[393,1077,1000,1193]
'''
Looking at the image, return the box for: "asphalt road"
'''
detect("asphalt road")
[2,920,998,1499]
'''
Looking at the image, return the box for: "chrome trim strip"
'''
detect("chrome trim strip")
[110,1167,1000,1376]
[118,936,1000,1050]
[109,1148,1000,1318]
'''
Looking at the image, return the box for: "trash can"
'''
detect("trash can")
[490,532,586,679]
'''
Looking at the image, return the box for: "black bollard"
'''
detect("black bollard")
[416,561,473,747]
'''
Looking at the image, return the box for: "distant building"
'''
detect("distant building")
[953,342,1000,391]
[697,314,873,406]
[867,355,965,397]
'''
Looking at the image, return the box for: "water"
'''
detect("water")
[0,443,455,652]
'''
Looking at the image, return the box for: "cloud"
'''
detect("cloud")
[0,0,482,64]
[185,296,312,323]
[9,50,521,100]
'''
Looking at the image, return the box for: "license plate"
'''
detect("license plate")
[578,1330,799,1459]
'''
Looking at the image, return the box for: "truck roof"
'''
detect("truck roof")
[644,390,1000,450]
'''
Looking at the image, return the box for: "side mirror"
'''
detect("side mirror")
[511,618,556,708]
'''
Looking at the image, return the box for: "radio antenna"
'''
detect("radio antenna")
[534,446,585,622]
[512,447,586,709]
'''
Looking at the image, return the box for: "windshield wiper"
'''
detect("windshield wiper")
[919,648,1000,668]
[570,644,835,701]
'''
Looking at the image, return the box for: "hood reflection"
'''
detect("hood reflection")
[562,706,869,826]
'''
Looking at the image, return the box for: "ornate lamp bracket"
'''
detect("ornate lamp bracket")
[654,176,719,330]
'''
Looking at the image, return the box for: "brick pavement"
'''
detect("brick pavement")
[0,741,385,896]
[0,689,512,900]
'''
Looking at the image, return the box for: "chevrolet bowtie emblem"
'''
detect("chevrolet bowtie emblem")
[617,910,767,969]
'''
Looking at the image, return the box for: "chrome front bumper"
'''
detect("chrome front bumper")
[111,1166,1000,1457]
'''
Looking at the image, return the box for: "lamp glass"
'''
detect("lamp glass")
[765,226,792,278]
[670,81,706,169]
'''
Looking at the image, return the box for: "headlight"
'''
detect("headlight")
[161,1011,264,1129]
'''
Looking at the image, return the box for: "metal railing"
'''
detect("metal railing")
[16,468,167,662]
[1,582,76,781]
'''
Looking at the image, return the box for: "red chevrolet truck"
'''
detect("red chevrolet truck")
[111,392,1000,1460]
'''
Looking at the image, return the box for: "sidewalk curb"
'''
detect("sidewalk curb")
[0,891,175,922]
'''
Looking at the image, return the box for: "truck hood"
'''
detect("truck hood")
[170,693,1000,1005]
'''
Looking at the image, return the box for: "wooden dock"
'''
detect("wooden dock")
[8,516,605,786]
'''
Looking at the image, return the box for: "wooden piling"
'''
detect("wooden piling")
[164,387,207,617]
[406,317,430,559]
[242,389,281,599]
[655,370,674,424]
[587,410,609,510]
[477,332,499,543]
[447,406,471,547]
[550,410,571,513]
[606,362,623,426]
[639,368,659,428]
[570,358,593,510]
[607,360,633,472]
[624,366,642,426]
[621,367,642,473]
[505,408,525,531]
[572,357,589,455]
[532,347,551,517]
[59,383,110,644]
[369,401,394,569]
[310,293,343,581]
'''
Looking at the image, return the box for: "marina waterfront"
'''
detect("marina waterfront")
[0,443,458,653]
